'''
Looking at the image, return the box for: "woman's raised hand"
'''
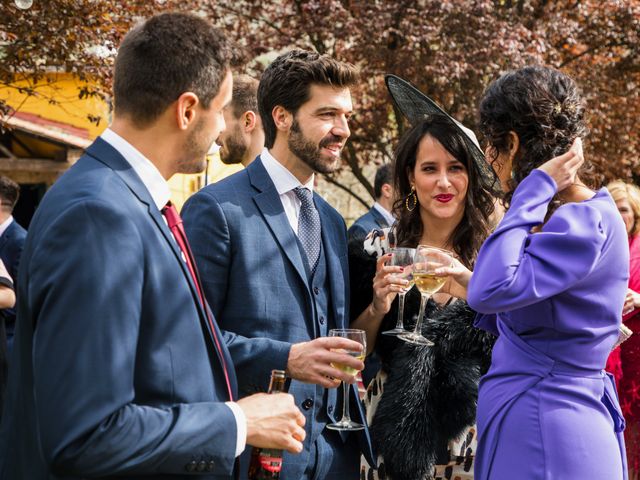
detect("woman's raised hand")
[537,137,584,192]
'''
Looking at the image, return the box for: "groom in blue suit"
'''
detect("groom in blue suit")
[183,50,375,479]
[0,13,306,480]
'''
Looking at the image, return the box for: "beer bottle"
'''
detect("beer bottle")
[247,370,288,479]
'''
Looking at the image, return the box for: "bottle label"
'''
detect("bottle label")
[259,453,282,473]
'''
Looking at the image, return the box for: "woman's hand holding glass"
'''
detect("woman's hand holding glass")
[399,246,454,346]
[370,252,411,317]
[432,257,473,300]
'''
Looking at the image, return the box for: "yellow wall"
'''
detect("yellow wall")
[1,72,242,205]
[0,72,109,139]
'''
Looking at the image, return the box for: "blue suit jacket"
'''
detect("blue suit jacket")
[182,157,375,473]
[347,206,390,241]
[0,218,27,341]
[0,138,239,479]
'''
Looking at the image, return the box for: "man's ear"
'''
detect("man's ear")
[243,111,258,132]
[272,105,292,133]
[381,183,393,200]
[175,92,199,131]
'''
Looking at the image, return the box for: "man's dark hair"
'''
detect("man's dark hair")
[230,75,259,118]
[0,176,20,212]
[258,49,359,148]
[374,163,393,199]
[114,12,232,127]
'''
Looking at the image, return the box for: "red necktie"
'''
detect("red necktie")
[162,202,234,401]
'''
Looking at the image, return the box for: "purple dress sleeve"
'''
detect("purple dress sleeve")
[468,169,607,315]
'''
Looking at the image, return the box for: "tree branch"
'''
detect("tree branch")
[321,174,370,209]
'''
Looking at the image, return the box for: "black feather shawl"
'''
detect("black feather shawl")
[349,239,496,479]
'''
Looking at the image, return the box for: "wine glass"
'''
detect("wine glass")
[399,246,453,346]
[326,328,366,431]
[382,247,416,335]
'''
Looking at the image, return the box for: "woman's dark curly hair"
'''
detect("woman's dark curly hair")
[479,66,594,210]
[391,115,498,268]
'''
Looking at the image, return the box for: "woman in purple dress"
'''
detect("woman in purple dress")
[467,66,629,479]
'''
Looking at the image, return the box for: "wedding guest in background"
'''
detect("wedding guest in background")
[0,176,26,357]
[348,163,395,242]
[218,74,264,167]
[607,179,640,480]
[0,259,15,413]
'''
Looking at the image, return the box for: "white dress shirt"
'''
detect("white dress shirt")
[100,128,247,457]
[260,148,315,235]
[0,215,15,239]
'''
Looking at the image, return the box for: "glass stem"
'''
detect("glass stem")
[396,292,406,329]
[413,293,429,336]
[340,381,351,423]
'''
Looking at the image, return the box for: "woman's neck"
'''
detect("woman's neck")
[558,178,596,203]
[417,211,459,250]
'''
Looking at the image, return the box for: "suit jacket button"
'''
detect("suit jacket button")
[197,460,207,472]
[207,460,216,472]
[328,405,334,414]
[185,460,197,472]
[302,398,314,410]
[313,286,320,295]
[319,316,325,325]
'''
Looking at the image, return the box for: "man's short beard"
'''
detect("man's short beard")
[288,119,341,174]
[220,125,247,165]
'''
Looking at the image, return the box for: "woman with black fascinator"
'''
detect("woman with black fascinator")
[348,75,500,479]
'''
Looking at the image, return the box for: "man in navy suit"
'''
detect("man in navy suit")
[347,164,394,388]
[347,163,394,242]
[183,50,374,480]
[0,13,305,480]
[0,176,27,354]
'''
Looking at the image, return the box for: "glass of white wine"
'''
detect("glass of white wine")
[326,328,366,431]
[399,246,453,346]
[382,247,416,336]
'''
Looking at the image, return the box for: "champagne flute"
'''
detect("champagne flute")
[382,247,416,335]
[326,328,366,431]
[399,246,453,346]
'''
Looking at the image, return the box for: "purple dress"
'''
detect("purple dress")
[468,170,629,479]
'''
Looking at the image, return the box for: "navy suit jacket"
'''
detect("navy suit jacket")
[182,157,375,474]
[0,138,239,479]
[0,218,27,340]
[347,206,390,241]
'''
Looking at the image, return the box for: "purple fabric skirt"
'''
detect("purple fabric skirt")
[475,320,627,479]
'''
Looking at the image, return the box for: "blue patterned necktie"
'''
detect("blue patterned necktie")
[294,187,321,273]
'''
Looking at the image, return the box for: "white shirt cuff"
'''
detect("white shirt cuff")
[225,401,247,457]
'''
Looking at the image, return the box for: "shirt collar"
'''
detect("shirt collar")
[0,216,14,238]
[260,148,314,194]
[373,202,395,225]
[100,128,171,210]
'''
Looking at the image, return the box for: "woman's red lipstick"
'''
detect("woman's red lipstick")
[435,194,454,203]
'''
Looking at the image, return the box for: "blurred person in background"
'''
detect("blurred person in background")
[607,179,640,480]
[218,74,264,167]
[0,176,26,357]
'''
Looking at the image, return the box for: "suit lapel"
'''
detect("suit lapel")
[0,227,9,253]
[316,197,347,329]
[248,158,309,287]
[84,139,237,397]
